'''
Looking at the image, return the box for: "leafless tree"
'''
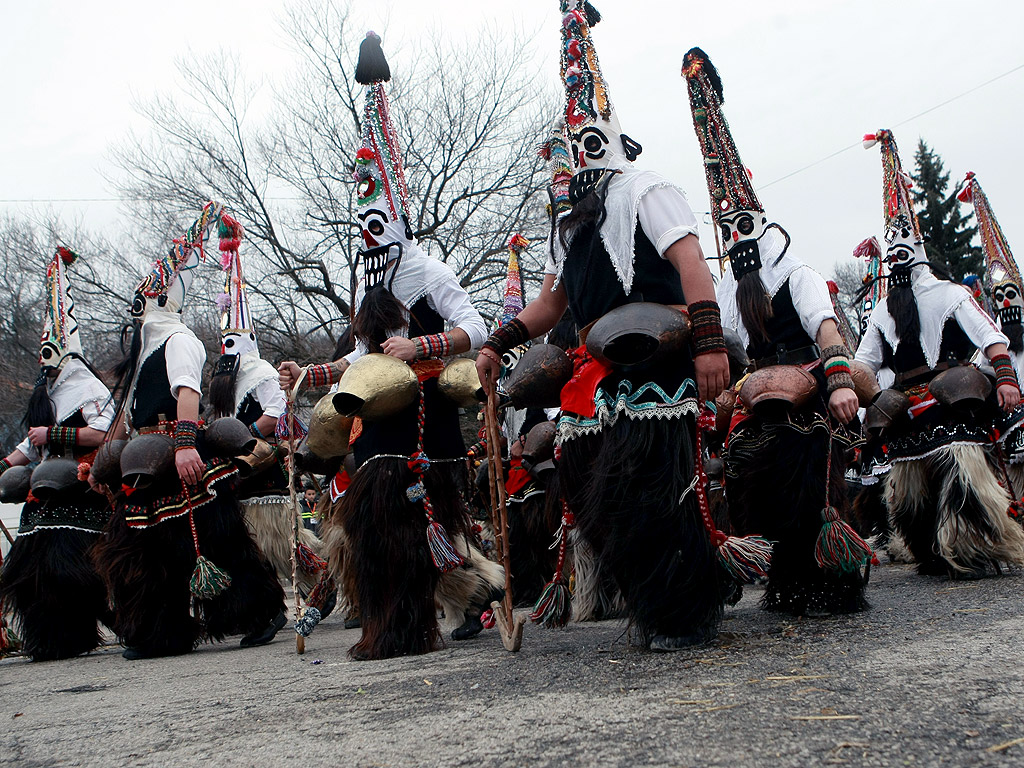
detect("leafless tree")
[109,0,557,365]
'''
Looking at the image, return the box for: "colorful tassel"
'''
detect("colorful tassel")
[426,521,463,573]
[481,609,496,629]
[296,542,327,575]
[294,607,322,638]
[190,555,233,599]
[531,502,574,628]
[713,532,772,584]
[814,506,874,572]
[306,573,336,612]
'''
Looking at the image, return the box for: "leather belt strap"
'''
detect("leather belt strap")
[894,359,968,387]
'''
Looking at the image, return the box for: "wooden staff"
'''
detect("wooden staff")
[0,516,14,547]
[287,368,308,654]
[483,371,524,652]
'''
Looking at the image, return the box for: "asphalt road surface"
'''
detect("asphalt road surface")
[2,561,1023,767]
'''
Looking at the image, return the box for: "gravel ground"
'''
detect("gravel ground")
[2,561,1023,767]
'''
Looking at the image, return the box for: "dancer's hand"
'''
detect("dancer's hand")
[278,361,301,391]
[176,448,204,486]
[476,349,502,394]
[694,351,729,402]
[828,387,859,425]
[87,471,107,496]
[27,426,48,447]
[382,336,416,362]
[998,383,1021,412]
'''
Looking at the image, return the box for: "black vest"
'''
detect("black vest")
[130,342,178,429]
[236,391,263,426]
[746,278,817,361]
[562,221,685,329]
[882,318,975,375]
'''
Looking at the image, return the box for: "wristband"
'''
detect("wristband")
[991,353,1020,391]
[174,420,200,452]
[47,426,80,449]
[306,362,342,389]
[414,332,456,360]
[0,458,11,476]
[820,344,855,393]
[688,301,727,356]
[482,317,530,356]
[820,344,851,363]
[249,422,265,439]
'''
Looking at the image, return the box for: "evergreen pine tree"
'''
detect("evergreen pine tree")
[911,140,981,281]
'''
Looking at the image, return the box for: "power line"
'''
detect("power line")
[757,62,1024,191]
[3,63,1023,205]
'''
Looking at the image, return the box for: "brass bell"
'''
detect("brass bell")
[586,303,692,369]
[235,439,278,478]
[30,457,83,500]
[333,353,419,420]
[438,358,486,407]
[0,465,32,503]
[307,393,355,459]
[293,439,344,476]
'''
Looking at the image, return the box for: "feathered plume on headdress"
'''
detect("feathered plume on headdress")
[39,246,84,370]
[958,172,1022,321]
[132,200,225,317]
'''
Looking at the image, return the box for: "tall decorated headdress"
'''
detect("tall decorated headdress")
[862,130,928,281]
[558,1,642,204]
[215,214,257,358]
[682,47,770,279]
[957,172,1023,326]
[499,234,529,327]
[39,246,84,372]
[131,200,225,318]
[539,116,573,219]
[352,32,414,290]
[854,236,887,336]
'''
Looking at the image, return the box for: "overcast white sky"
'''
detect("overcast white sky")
[3,0,1023,278]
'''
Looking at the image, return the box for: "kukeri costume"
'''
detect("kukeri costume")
[855,131,1024,576]
[92,203,286,658]
[487,4,734,649]
[0,247,114,660]
[957,172,1024,484]
[209,225,328,599]
[312,34,500,661]
[682,48,870,616]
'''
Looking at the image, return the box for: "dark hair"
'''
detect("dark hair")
[1005,322,1024,354]
[209,354,240,419]
[333,326,356,360]
[352,286,409,353]
[546,310,578,351]
[886,282,921,346]
[736,272,774,344]
[25,374,55,429]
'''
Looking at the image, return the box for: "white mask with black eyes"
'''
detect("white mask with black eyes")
[567,122,642,204]
[221,330,258,357]
[883,213,928,271]
[993,280,1024,325]
[721,209,769,280]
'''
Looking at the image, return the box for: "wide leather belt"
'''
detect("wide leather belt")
[750,345,818,371]
[894,359,969,387]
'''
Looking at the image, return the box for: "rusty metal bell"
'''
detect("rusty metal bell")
[864,388,911,433]
[306,393,355,459]
[739,365,819,414]
[850,361,882,408]
[205,417,257,458]
[585,303,692,369]
[522,421,556,465]
[928,365,992,410]
[438,358,486,407]
[120,433,175,489]
[30,457,83,499]
[0,465,32,503]
[714,388,738,436]
[92,439,127,487]
[504,344,573,410]
[333,353,419,420]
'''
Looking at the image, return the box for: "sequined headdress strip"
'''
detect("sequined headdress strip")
[682,47,762,221]
[957,172,1022,299]
[862,130,921,242]
[216,214,252,336]
[500,234,529,327]
[39,246,83,369]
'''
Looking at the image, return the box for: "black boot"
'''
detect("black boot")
[240,611,287,648]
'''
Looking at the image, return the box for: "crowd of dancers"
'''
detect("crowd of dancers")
[2,1,1023,665]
